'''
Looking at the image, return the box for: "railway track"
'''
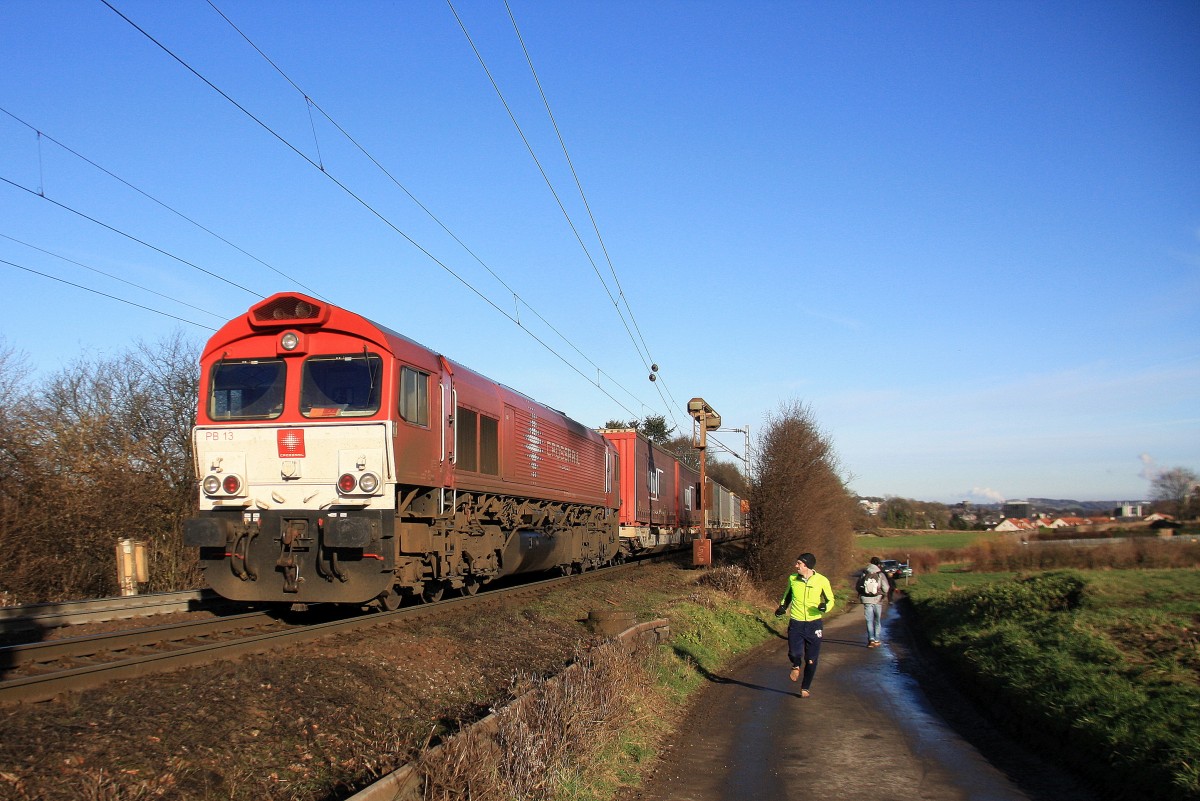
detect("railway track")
[0,589,231,637]
[0,558,662,706]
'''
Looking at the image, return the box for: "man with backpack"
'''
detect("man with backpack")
[857,557,891,648]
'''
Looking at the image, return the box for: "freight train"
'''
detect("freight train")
[183,293,743,608]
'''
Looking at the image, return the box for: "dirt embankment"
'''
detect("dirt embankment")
[0,563,699,801]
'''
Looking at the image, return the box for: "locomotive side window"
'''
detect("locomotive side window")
[209,360,285,420]
[479,414,498,475]
[454,405,500,475]
[456,408,478,472]
[300,354,383,418]
[399,366,429,426]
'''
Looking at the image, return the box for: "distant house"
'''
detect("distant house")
[993,517,1038,532]
[1049,516,1090,529]
[1145,513,1174,523]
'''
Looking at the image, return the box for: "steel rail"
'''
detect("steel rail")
[0,558,659,706]
[0,611,280,668]
[0,589,227,635]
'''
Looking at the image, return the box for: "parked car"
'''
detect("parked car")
[880,559,913,580]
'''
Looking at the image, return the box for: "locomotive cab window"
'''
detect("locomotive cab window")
[300,354,383,418]
[399,366,430,426]
[209,359,285,420]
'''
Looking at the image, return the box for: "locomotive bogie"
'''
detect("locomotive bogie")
[186,508,395,603]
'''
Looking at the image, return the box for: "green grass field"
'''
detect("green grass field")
[905,568,1200,799]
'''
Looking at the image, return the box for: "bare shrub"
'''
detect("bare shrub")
[694,563,774,608]
[695,563,750,595]
[747,400,856,585]
[0,332,201,603]
[417,640,655,801]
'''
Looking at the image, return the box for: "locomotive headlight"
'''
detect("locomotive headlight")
[337,473,359,493]
[358,472,380,494]
[202,475,222,495]
[222,474,243,494]
[280,331,300,351]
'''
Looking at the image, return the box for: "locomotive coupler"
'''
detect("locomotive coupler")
[276,519,308,593]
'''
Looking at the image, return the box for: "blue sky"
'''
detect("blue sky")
[1,1,1197,504]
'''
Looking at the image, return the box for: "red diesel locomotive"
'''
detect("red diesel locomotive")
[184,293,743,608]
[183,293,621,608]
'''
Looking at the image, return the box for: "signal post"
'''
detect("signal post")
[688,397,721,567]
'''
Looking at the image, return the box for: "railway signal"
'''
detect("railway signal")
[688,398,721,567]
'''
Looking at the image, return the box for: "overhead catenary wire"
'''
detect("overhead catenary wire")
[105,0,668,423]
[201,0,653,419]
[104,0,655,420]
[447,0,687,429]
[0,257,217,331]
[0,175,262,298]
[0,232,226,321]
[499,0,683,422]
[0,105,326,301]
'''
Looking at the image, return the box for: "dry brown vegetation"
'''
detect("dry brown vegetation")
[959,536,1200,572]
[417,637,658,801]
[0,334,202,605]
[0,561,727,801]
[746,400,857,583]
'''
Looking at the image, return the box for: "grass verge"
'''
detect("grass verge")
[905,569,1200,800]
[414,564,784,801]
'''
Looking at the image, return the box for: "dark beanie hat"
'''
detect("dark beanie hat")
[870,556,881,566]
[798,552,816,569]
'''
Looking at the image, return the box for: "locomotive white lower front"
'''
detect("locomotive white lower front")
[185,421,399,603]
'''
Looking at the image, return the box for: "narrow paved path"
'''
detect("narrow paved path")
[629,599,1098,801]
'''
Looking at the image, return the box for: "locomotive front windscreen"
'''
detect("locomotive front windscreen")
[209,360,285,420]
[300,354,383,418]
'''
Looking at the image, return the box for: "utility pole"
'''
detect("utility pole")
[688,397,721,567]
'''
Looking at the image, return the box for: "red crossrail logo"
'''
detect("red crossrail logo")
[278,429,305,458]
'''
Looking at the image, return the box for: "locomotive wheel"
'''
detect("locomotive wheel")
[377,585,404,612]
[459,577,480,597]
[420,581,445,604]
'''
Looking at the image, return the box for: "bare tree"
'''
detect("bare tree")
[663,433,700,470]
[706,459,746,497]
[1151,467,1200,519]
[746,400,856,586]
[0,333,202,603]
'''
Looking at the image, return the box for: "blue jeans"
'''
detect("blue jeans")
[863,601,883,643]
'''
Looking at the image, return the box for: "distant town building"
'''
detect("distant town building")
[1002,500,1032,519]
[858,499,881,516]
[1113,502,1145,518]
